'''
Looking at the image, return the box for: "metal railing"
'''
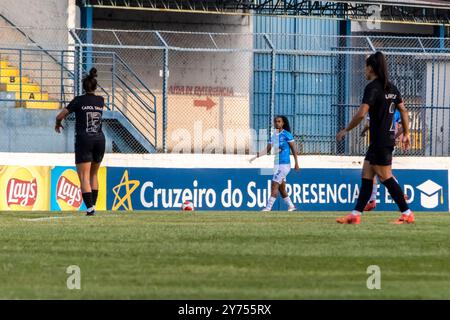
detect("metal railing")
[0,48,75,107]
[0,46,157,153]
[79,51,157,151]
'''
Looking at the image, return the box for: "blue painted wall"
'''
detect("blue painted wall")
[252,16,341,153]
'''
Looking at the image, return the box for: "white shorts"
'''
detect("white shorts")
[272,164,291,184]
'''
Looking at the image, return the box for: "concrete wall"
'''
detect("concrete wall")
[0,0,77,50]
[0,107,72,153]
[93,9,250,32]
[0,0,77,102]
[0,107,114,153]
[351,21,434,35]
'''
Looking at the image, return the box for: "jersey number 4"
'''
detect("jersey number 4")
[389,102,396,132]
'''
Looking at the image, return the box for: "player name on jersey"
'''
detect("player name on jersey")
[81,105,103,111]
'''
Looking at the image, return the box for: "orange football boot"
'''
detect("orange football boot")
[336,214,361,224]
[393,212,415,224]
[364,200,377,211]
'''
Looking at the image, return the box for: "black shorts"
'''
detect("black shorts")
[365,145,394,166]
[75,133,105,164]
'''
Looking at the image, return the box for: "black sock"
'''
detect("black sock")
[82,192,93,210]
[92,190,98,206]
[354,178,374,212]
[382,177,409,212]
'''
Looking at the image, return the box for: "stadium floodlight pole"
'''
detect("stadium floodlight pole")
[263,34,276,144]
[155,31,169,153]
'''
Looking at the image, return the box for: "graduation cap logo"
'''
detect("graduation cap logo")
[416,180,444,209]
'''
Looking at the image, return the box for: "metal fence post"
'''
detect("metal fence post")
[337,19,352,155]
[74,49,79,96]
[69,29,83,97]
[430,58,435,156]
[40,51,43,98]
[264,34,276,143]
[112,53,115,111]
[78,45,83,96]
[60,51,64,106]
[162,48,169,153]
[156,31,169,153]
[270,50,276,134]
[19,49,22,107]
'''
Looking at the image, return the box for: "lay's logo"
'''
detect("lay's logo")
[56,170,82,210]
[6,168,38,208]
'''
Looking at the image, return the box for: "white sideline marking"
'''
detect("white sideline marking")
[21,214,122,222]
[21,216,76,222]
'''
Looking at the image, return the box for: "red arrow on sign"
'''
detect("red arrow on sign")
[194,97,216,110]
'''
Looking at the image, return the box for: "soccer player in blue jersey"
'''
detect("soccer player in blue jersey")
[360,109,404,211]
[250,115,300,211]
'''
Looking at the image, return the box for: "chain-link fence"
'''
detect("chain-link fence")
[1,25,450,156]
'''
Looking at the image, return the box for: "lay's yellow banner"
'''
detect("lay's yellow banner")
[50,166,107,211]
[0,166,50,211]
[0,165,107,212]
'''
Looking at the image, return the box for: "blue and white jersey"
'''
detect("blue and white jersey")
[270,129,294,165]
[394,109,401,124]
[393,109,402,134]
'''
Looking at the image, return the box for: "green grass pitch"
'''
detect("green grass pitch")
[0,211,449,299]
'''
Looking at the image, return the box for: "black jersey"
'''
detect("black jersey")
[66,94,104,138]
[362,79,402,147]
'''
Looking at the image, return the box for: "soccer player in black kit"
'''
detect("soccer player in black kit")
[55,68,105,216]
[336,52,414,225]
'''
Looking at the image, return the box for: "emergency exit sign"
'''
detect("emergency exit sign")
[169,85,234,97]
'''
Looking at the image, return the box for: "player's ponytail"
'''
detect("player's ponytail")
[82,67,98,93]
[275,115,291,133]
[366,51,390,90]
